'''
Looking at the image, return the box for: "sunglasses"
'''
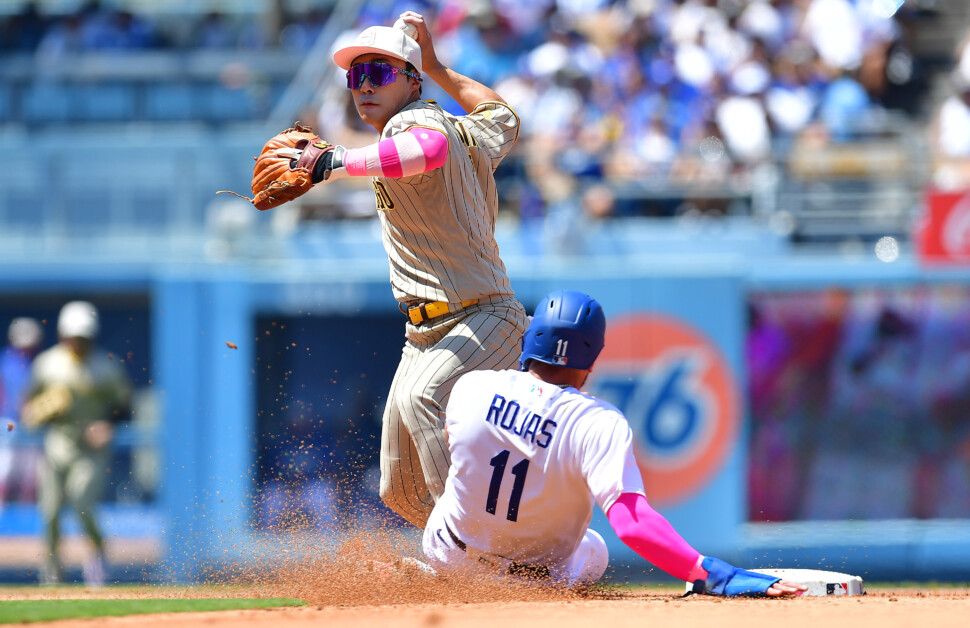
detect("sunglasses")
[346,62,421,89]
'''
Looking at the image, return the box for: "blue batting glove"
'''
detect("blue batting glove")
[691,557,781,597]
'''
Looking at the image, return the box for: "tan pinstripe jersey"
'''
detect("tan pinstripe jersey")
[27,343,131,467]
[375,99,519,304]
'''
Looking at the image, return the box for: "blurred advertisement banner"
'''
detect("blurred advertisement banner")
[916,189,970,263]
[589,314,739,508]
[748,287,970,522]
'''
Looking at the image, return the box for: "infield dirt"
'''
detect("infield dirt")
[3,587,969,628]
[3,527,968,628]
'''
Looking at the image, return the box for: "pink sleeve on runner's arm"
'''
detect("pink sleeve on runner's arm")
[343,128,449,178]
[606,492,709,583]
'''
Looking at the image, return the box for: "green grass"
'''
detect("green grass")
[0,597,306,624]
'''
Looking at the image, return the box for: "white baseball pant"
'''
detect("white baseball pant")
[422,505,609,587]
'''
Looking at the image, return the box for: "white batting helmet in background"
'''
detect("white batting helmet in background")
[57,301,99,339]
[8,317,43,350]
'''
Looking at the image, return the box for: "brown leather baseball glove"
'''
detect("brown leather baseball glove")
[21,385,73,429]
[218,123,336,211]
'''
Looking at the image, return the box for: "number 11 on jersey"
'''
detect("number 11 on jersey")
[486,450,529,521]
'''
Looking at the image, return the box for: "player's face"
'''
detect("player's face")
[62,336,93,358]
[348,54,421,132]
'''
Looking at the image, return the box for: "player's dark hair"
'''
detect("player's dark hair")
[406,62,422,96]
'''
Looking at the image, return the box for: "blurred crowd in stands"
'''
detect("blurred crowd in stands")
[315,0,937,220]
[0,0,956,221]
[930,27,970,190]
[0,0,331,53]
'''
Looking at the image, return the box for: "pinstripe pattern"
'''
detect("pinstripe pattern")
[380,297,528,528]
[377,100,519,304]
[370,98,524,528]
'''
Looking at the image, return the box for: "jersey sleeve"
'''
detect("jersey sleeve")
[382,103,449,140]
[460,101,520,165]
[579,411,646,513]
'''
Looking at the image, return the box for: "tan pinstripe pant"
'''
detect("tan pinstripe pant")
[37,442,109,570]
[379,296,528,528]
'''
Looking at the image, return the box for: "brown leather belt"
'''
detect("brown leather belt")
[403,299,479,325]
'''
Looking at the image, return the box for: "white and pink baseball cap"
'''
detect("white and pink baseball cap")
[333,26,422,73]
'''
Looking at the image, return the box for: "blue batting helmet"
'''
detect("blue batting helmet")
[520,290,606,371]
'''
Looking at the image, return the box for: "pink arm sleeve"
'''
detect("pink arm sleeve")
[342,127,449,178]
[606,493,709,582]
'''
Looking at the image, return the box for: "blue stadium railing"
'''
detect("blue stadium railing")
[0,50,302,124]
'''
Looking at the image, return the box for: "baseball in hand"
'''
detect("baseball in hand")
[394,18,418,40]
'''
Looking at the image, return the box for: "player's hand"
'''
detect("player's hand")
[765,579,808,597]
[83,420,113,450]
[693,556,806,597]
[397,11,441,74]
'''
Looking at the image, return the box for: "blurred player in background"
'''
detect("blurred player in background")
[0,317,45,507]
[287,11,528,528]
[22,301,131,586]
[422,289,807,595]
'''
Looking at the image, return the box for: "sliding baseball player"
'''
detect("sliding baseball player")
[422,289,808,595]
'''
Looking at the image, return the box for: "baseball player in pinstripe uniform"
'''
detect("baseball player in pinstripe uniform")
[23,301,131,586]
[285,12,528,528]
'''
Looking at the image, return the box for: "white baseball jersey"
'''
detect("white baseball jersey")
[434,368,646,566]
[376,99,518,304]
